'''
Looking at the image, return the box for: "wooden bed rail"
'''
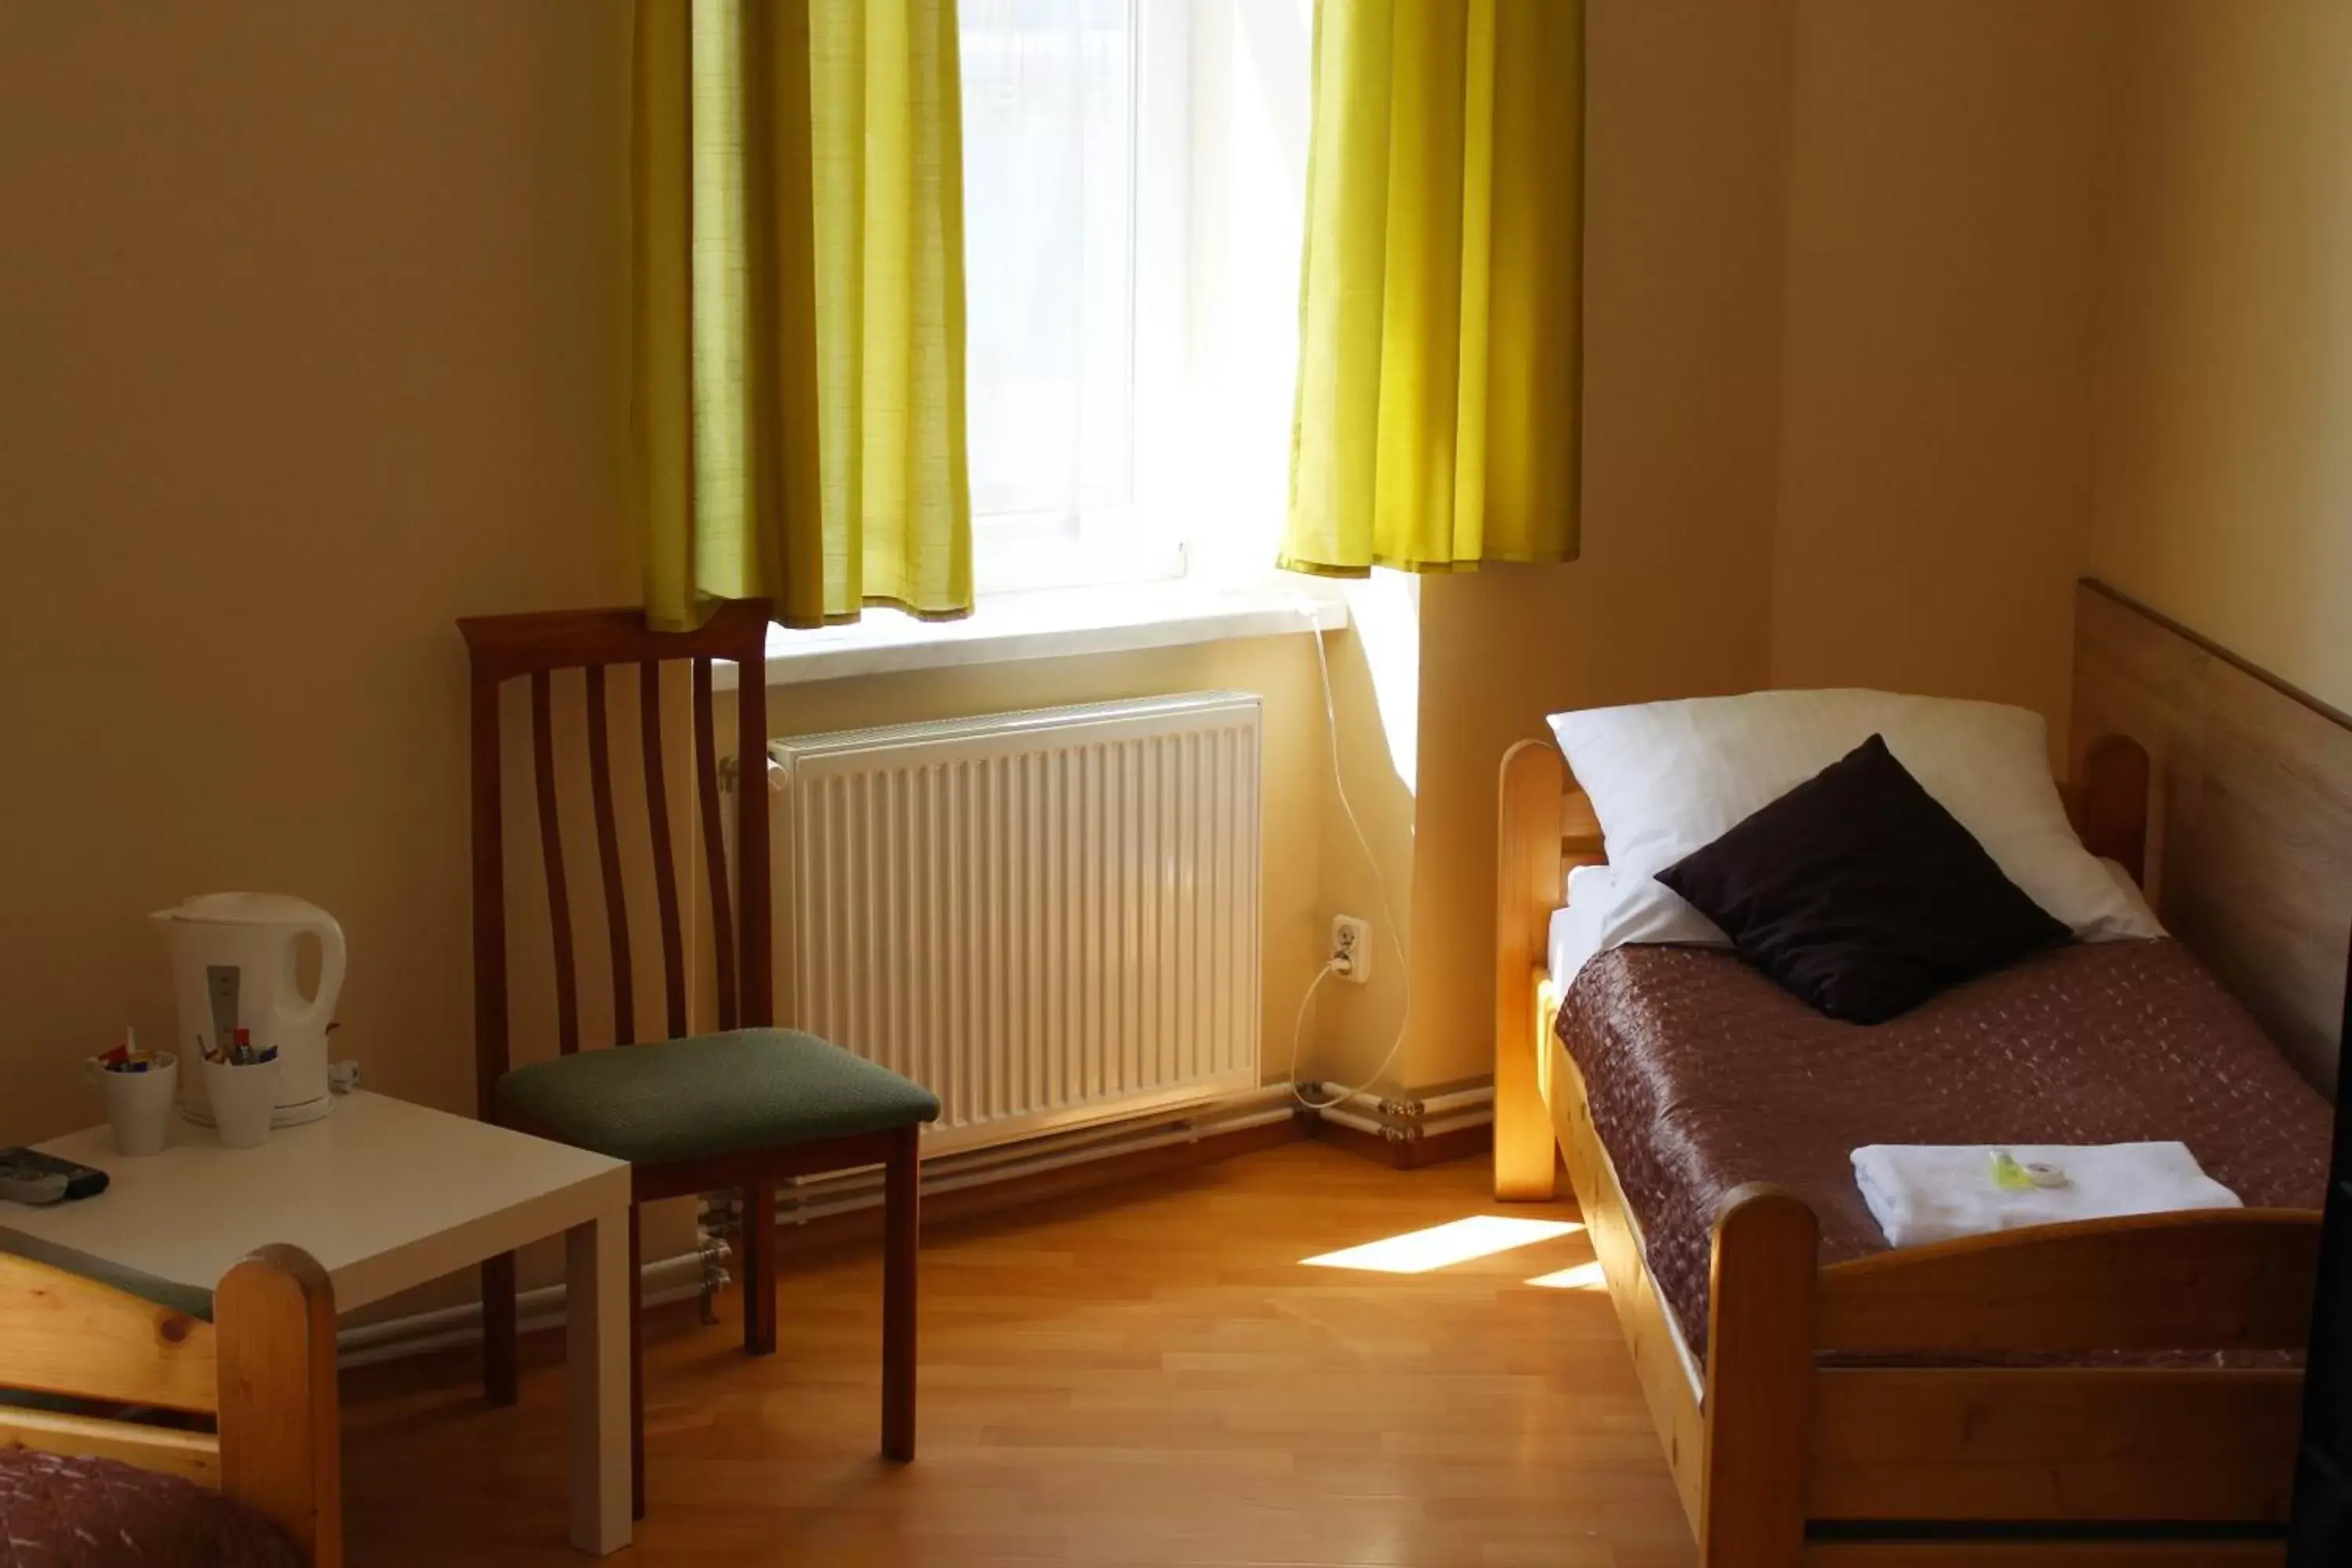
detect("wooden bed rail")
[0,1245,341,1566]
[1816,1207,2318,1354]
[0,1250,217,1413]
[1703,1186,2314,1550]
[1806,1363,2303,1526]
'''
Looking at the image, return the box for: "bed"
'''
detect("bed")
[1494,597,2340,1567]
[0,1243,340,1566]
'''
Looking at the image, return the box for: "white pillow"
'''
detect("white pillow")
[1546,866,1617,985]
[1546,690,2161,942]
[1584,866,1730,951]
[2095,855,2165,938]
[1548,864,1729,986]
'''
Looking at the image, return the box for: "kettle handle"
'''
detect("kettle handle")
[280,911,347,1034]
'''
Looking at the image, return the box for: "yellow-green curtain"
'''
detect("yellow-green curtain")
[1282,0,1584,577]
[636,0,973,631]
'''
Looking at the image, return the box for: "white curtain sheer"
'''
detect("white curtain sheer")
[959,0,1138,528]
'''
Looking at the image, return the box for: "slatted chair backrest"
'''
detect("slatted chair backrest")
[458,601,772,1122]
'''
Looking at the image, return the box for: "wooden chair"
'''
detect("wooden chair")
[0,1243,341,1566]
[459,600,938,1519]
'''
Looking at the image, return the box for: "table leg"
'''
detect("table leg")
[565,1207,632,1555]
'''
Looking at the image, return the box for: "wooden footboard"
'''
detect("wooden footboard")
[0,1245,342,1566]
[1708,1184,2314,1565]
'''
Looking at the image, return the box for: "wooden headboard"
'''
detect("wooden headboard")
[2073,578,2352,1091]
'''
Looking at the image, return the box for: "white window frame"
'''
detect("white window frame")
[969,0,1195,597]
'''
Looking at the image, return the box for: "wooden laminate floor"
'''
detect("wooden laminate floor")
[341,1140,1696,1566]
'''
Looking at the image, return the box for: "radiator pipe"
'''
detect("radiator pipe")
[1416,1086,1494,1118]
[1313,1102,1402,1141]
[1308,1083,1494,1123]
[772,1086,1302,1201]
[1307,1088,1494,1142]
[777,1101,1301,1210]
[775,1106,1301,1225]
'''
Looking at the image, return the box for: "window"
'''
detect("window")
[960,0,1185,592]
[957,2,1308,596]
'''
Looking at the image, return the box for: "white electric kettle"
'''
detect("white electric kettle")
[151,893,346,1127]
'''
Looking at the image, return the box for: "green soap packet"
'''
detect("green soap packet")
[1989,1149,2037,1192]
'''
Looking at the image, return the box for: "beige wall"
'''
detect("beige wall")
[1769,0,2124,741]
[1305,584,1421,1095]
[1406,0,2157,1089]
[19,0,2303,1159]
[0,0,1820,1138]
[1403,0,1797,1089]
[0,5,1346,1146]
[0,4,1341,1329]
[0,2,637,1146]
[2089,0,2352,716]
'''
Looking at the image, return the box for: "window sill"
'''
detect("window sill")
[716,581,1348,690]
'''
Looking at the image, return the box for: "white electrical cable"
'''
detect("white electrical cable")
[1286,597,1414,1112]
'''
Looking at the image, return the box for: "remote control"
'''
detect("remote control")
[0,1148,110,1206]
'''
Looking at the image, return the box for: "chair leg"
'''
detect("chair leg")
[881,1124,920,1462]
[629,1203,645,1522]
[742,1181,777,1356]
[481,1250,518,1406]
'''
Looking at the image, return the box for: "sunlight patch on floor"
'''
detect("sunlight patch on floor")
[1301,1216,1583,1275]
[1525,1260,1607,1290]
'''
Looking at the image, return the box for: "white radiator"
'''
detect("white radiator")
[769,692,1262,1154]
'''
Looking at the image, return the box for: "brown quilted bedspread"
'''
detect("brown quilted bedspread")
[1557,938,2332,1363]
[0,1450,299,1568]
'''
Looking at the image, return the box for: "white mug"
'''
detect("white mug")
[203,1056,280,1150]
[86,1051,179,1157]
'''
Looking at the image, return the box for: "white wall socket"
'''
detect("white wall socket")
[1330,915,1371,985]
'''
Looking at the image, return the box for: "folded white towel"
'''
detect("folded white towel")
[1851,1142,2241,1250]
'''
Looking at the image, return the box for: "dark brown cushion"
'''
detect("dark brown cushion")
[1657,733,2070,1023]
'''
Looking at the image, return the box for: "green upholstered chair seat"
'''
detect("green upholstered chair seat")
[494,1027,939,1167]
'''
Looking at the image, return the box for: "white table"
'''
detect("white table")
[12,1091,633,1556]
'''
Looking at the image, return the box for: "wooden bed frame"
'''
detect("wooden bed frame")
[1494,732,2321,1568]
[0,1245,342,1566]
